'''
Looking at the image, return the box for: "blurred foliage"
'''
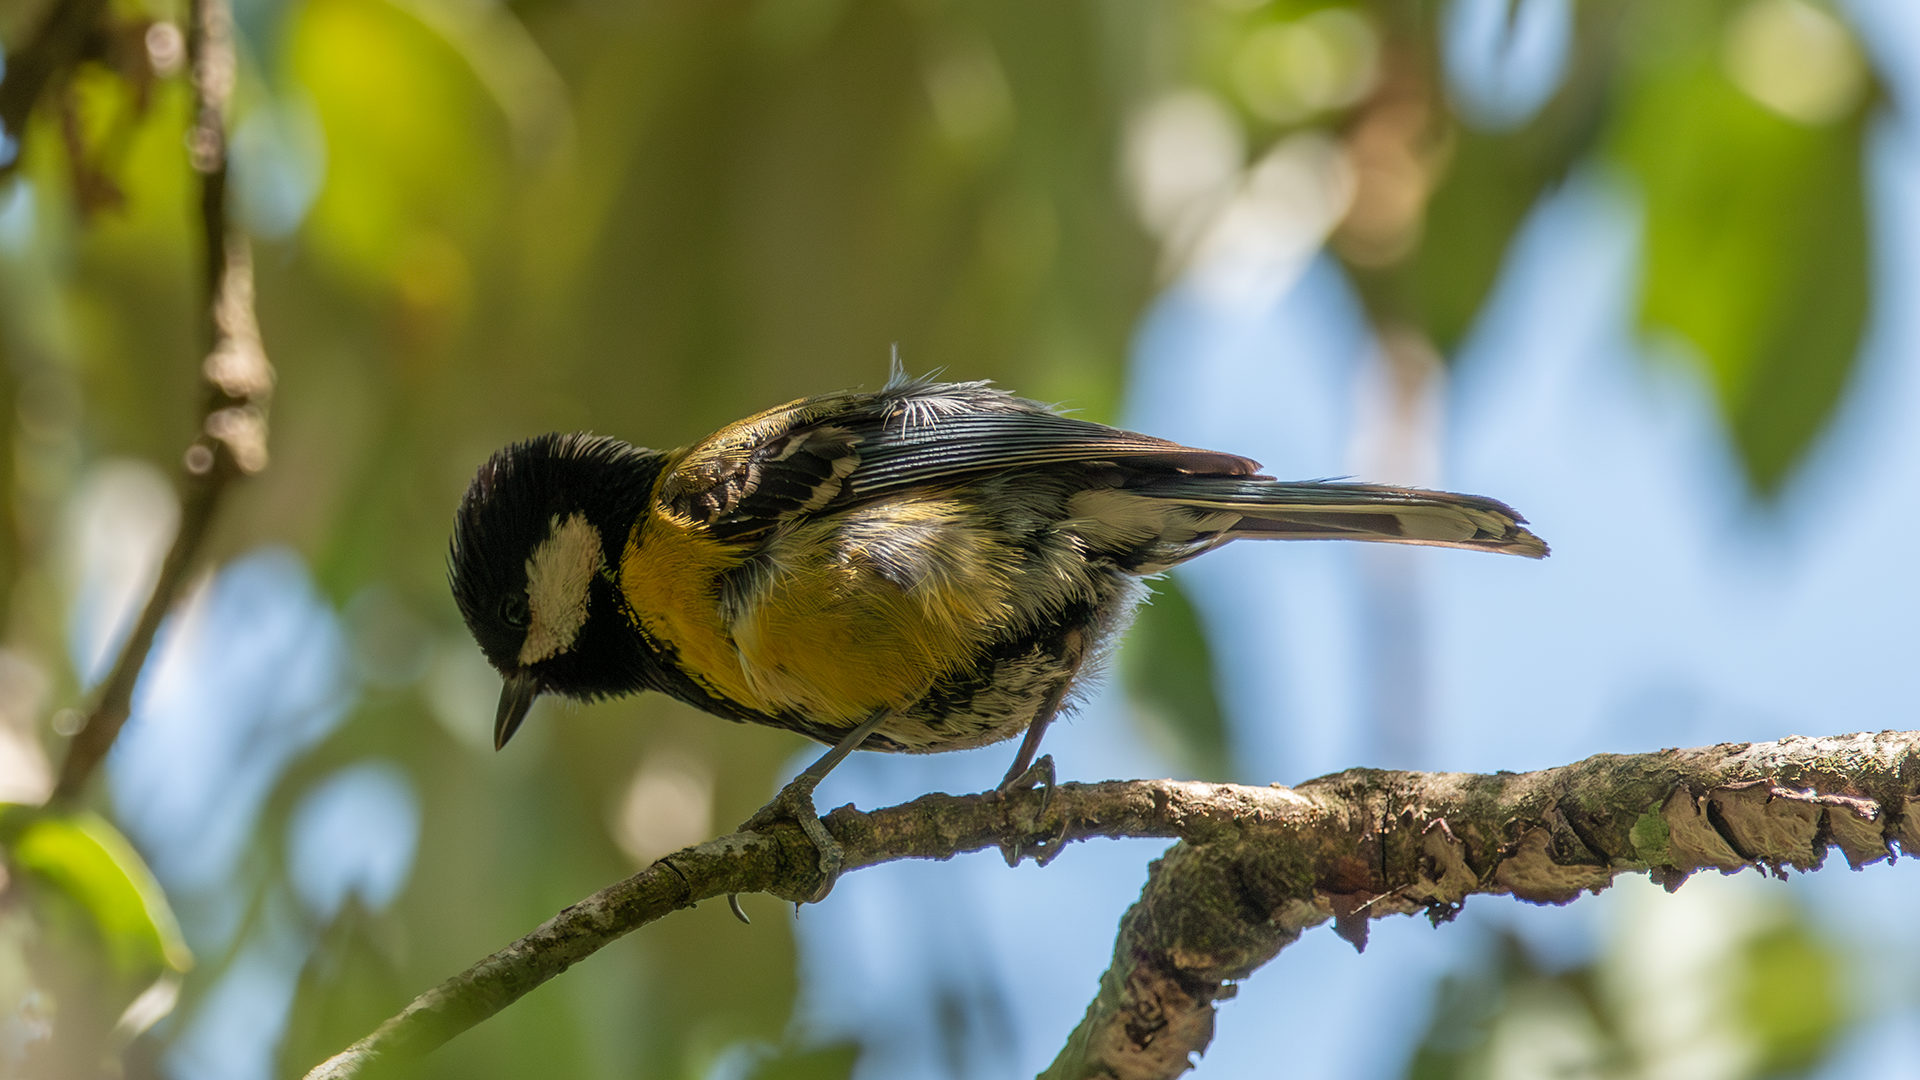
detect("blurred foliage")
[1738,918,1848,1077]
[1172,0,1872,496]
[1374,0,1623,355]
[0,807,186,1075]
[8,811,189,980]
[741,1041,860,1080]
[1406,884,1850,1080]
[1121,574,1232,780]
[277,900,411,1077]
[1612,0,1871,492]
[1407,932,1623,1080]
[0,0,1889,1074]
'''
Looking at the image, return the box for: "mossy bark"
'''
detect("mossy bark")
[1041,732,1920,1078]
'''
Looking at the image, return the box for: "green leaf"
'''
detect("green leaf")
[278,899,412,1079]
[1399,1,1625,354]
[1403,931,1618,1080]
[1121,574,1232,780]
[291,0,509,289]
[1334,0,1623,354]
[1737,915,1847,1077]
[12,811,193,979]
[1406,893,1851,1080]
[1611,31,1872,495]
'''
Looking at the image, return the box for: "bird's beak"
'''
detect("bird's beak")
[495,671,541,750]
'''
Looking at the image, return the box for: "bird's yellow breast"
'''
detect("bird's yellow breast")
[619,495,1020,729]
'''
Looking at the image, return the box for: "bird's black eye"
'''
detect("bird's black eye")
[499,594,531,629]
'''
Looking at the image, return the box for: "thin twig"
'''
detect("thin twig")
[304,730,1920,1080]
[50,0,271,802]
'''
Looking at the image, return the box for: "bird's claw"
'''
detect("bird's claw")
[740,774,843,903]
[996,754,1065,867]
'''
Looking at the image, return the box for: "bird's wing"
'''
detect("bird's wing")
[657,380,1261,539]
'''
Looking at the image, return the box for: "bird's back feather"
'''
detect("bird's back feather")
[616,378,1546,751]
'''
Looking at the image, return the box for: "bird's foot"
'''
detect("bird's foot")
[996,754,1065,868]
[740,774,843,903]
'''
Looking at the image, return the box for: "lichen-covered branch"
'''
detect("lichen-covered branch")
[1041,731,1920,1079]
[51,0,273,801]
[306,730,1920,1080]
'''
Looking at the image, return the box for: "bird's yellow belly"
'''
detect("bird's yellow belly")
[620,500,1018,728]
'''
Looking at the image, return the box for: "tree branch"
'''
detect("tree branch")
[305,730,1920,1080]
[51,0,272,802]
[1040,731,1919,1078]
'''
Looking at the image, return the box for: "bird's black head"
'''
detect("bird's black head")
[449,433,667,749]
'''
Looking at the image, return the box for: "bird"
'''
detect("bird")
[449,371,1547,899]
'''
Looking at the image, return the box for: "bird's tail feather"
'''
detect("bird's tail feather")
[1135,478,1549,559]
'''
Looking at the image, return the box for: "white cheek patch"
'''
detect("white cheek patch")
[518,512,605,666]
